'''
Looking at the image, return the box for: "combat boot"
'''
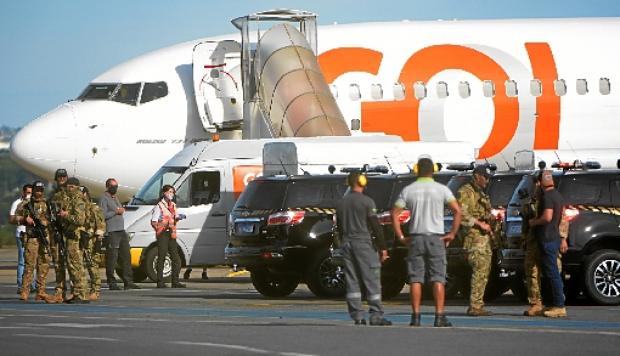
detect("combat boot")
[369,317,392,326]
[354,319,366,326]
[524,303,544,317]
[88,292,99,301]
[409,313,421,327]
[34,292,50,302]
[171,281,186,288]
[201,271,209,280]
[19,290,29,302]
[543,307,567,318]
[466,306,493,316]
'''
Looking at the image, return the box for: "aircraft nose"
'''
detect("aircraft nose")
[10,104,76,179]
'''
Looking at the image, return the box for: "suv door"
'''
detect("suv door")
[175,169,228,265]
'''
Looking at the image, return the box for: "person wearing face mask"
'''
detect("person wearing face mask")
[99,178,140,291]
[9,184,34,294]
[151,185,186,288]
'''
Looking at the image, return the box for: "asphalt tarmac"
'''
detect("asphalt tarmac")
[0,247,619,356]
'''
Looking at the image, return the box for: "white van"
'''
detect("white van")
[124,136,475,281]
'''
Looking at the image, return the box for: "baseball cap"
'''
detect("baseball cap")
[33,181,45,191]
[473,165,492,178]
[66,177,80,186]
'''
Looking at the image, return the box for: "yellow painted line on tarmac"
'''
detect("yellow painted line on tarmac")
[226,270,250,277]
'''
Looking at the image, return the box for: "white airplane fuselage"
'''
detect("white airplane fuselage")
[10,18,620,200]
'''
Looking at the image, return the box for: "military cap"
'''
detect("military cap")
[473,165,492,178]
[66,177,80,186]
[54,168,68,179]
[33,181,45,191]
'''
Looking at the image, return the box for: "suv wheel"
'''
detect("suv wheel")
[145,247,171,282]
[251,268,299,298]
[583,249,620,305]
[305,249,346,298]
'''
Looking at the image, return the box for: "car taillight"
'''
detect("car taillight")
[377,210,411,225]
[563,206,579,222]
[491,208,505,221]
[267,210,305,226]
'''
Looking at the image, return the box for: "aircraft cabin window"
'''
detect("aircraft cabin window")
[458,81,471,98]
[348,84,361,101]
[111,83,141,105]
[576,79,588,95]
[437,82,449,98]
[554,79,567,96]
[530,79,542,97]
[190,171,221,206]
[140,82,168,104]
[329,84,338,99]
[599,78,611,95]
[370,84,383,100]
[393,83,405,100]
[413,81,427,100]
[505,80,518,97]
[482,80,495,97]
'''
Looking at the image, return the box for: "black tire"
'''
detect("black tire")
[250,268,299,298]
[583,249,620,305]
[381,259,406,300]
[144,247,172,283]
[305,249,346,298]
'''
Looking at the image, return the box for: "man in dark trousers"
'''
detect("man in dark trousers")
[337,172,392,326]
[529,170,567,318]
[392,156,461,327]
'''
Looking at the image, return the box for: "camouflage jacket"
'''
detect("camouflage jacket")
[16,197,50,238]
[84,202,106,237]
[60,190,87,238]
[457,181,495,249]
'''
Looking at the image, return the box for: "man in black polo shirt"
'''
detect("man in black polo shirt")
[529,170,567,318]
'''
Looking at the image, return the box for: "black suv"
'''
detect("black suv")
[225,171,456,299]
[442,169,527,299]
[502,166,620,305]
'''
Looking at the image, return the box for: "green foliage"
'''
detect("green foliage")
[0,151,42,225]
[0,225,16,248]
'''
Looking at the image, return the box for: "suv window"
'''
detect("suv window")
[366,178,401,210]
[559,175,606,205]
[488,175,522,206]
[285,180,347,208]
[235,181,287,210]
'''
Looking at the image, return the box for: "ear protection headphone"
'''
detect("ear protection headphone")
[347,173,368,187]
[412,162,440,174]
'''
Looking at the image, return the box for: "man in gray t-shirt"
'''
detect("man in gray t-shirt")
[392,157,462,327]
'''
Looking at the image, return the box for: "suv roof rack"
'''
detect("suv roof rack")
[339,164,390,174]
[550,160,602,172]
[445,162,497,172]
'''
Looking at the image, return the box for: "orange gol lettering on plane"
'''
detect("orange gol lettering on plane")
[318,43,560,158]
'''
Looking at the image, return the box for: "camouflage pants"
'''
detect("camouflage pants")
[85,237,103,294]
[50,238,67,296]
[524,239,563,305]
[468,243,492,309]
[66,238,87,300]
[22,238,50,295]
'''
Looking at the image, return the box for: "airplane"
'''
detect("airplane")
[10,10,620,201]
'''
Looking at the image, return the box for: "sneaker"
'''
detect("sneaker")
[409,313,421,327]
[369,318,392,326]
[466,307,493,317]
[183,269,192,280]
[124,283,141,290]
[171,282,186,288]
[354,319,367,326]
[543,307,567,318]
[201,271,209,280]
[524,303,544,317]
[108,284,122,291]
[434,314,453,327]
[157,282,168,288]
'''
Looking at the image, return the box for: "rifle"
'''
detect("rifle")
[79,231,94,268]
[25,200,53,261]
[48,202,68,268]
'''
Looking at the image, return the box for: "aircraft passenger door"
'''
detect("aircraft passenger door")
[192,40,242,132]
[174,169,227,265]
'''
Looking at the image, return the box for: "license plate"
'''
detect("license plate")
[507,222,522,236]
[237,223,255,234]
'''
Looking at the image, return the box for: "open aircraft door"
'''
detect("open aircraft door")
[192,40,243,133]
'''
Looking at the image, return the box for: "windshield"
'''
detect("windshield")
[78,82,168,106]
[285,180,348,208]
[235,180,287,210]
[447,175,470,194]
[365,178,404,210]
[508,175,536,208]
[131,166,186,205]
[488,175,522,206]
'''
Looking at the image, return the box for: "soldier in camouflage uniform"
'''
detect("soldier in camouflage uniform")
[457,166,494,316]
[16,181,51,302]
[47,168,69,303]
[59,177,89,304]
[80,186,106,301]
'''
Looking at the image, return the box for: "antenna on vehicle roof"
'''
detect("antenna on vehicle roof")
[277,156,289,176]
[383,155,394,174]
[500,153,514,171]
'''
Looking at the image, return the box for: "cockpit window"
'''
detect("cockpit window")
[78,81,168,105]
[141,82,168,104]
